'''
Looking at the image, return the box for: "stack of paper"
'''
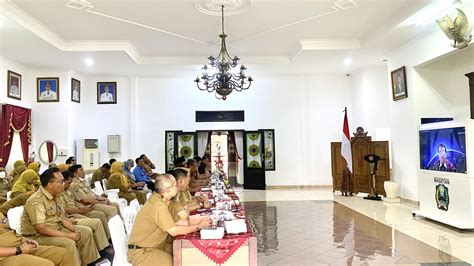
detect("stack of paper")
[224,219,247,234]
[200,227,225,239]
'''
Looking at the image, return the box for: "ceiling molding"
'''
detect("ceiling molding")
[140,55,290,65]
[194,0,252,16]
[300,39,361,50]
[0,0,292,65]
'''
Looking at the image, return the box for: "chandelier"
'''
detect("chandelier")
[194,5,253,100]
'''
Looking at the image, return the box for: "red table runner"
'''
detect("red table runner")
[176,190,254,264]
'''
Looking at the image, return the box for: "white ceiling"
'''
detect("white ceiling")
[0,0,470,76]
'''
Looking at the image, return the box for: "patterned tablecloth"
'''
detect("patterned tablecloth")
[175,191,255,265]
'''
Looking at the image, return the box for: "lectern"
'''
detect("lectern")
[331,128,390,195]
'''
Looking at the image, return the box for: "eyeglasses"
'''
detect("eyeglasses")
[50,179,65,184]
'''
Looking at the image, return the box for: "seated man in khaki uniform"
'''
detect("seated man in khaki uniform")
[168,169,210,216]
[0,212,73,266]
[59,170,110,252]
[90,163,110,189]
[68,165,120,219]
[128,174,211,266]
[21,168,100,266]
[61,170,111,239]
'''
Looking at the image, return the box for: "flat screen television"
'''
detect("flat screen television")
[419,126,467,174]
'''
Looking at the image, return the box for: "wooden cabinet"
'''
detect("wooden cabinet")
[331,132,390,195]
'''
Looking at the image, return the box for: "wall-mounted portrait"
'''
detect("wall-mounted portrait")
[37,77,60,102]
[7,70,21,100]
[97,82,117,104]
[71,78,80,103]
[391,66,407,101]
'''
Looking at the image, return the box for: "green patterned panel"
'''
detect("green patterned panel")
[246,132,262,168]
[178,134,195,159]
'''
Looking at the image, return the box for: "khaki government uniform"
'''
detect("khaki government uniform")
[0,177,9,203]
[0,191,34,216]
[128,193,175,266]
[107,173,137,203]
[90,169,105,189]
[143,164,158,179]
[57,192,110,249]
[0,212,74,266]
[62,189,110,239]
[69,177,119,218]
[21,187,100,266]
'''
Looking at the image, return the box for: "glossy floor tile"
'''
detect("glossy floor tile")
[242,199,470,265]
[239,189,474,265]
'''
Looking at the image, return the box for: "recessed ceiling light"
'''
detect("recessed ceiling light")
[84,58,94,66]
[344,58,352,66]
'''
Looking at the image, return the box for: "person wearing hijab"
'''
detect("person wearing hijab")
[123,160,137,183]
[107,162,138,204]
[11,169,40,198]
[9,160,27,185]
[27,162,41,174]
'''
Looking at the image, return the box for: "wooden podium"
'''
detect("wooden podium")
[331,128,390,195]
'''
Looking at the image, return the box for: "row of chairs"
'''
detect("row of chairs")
[5,175,140,265]
[6,207,132,266]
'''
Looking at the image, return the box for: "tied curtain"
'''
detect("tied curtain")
[0,104,32,168]
[46,142,54,163]
[234,131,244,185]
[197,132,210,157]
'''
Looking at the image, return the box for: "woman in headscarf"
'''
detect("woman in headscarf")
[123,160,137,183]
[107,162,138,204]
[9,160,27,185]
[11,169,40,198]
[27,161,41,174]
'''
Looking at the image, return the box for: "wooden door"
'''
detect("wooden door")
[351,137,371,193]
[243,130,266,190]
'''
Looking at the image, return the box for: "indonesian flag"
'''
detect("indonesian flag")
[341,108,353,173]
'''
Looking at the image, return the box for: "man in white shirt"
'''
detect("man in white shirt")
[72,87,79,101]
[10,84,19,97]
[40,82,57,100]
[100,85,114,102]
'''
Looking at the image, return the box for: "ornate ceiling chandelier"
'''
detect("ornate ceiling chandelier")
[194,5,253,100]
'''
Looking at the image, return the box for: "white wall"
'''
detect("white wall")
[2,28,470,194]
[386,28,473,200]
[70,75,132,164]
[0,57,132,171]
[134,74,352,186]
[351,65,390,135]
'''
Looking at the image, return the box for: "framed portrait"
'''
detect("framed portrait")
[7,70,22,100]
[97,82,117,104]
[71,78,80,103]
[391,66,407,101]
[37,77,60,102]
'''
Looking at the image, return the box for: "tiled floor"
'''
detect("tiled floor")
[236,188,474,265]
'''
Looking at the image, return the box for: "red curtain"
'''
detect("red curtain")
[0,104,32,167]
[46,142,54,163]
